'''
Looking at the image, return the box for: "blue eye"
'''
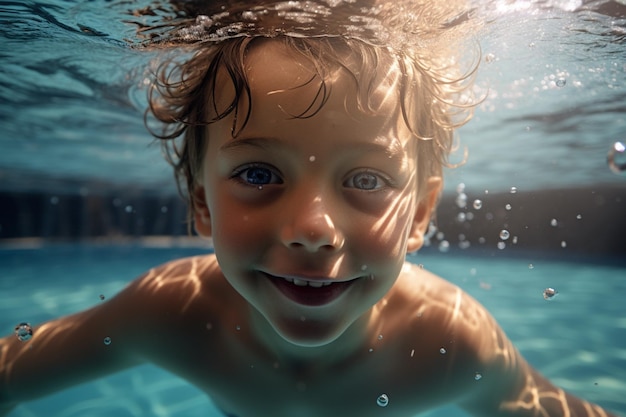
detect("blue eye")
[233,164,283,186]
[344,172,384,190]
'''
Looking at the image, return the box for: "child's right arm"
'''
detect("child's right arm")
[0,255,218,416]
[0,289,146,414]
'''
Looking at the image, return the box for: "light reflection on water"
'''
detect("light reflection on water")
[0,0,624,193]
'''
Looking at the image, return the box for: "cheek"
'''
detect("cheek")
[350,193,416,258]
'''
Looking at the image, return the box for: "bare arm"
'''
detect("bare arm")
[457,299,619,417]
[0,254,220,415]
[0,289,145,412]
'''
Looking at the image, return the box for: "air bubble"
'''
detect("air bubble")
[497,242,506,250]
[499,230,510,240]
[561,241,567,248]
[125,205,133,213]
[309,155,316,162]
[14,322,33,341]
[543,287,558,300]
[377,394,389,407]
[505,204,512,211]
[50,196,59,205]
[528,264,534,269]
[99,294,105,301]
[455,193,467,208]
[550,218,558,227]
[607,141,626,174]
[555,78,566,87]
[510,186,517,194]
[474,372,483,381]
[485,53,496,63]
[439,347,447,354]
[257,186,263,191]
[103,337,112,345]
[438,240,450,253]
[473,199,483,210]
[378,334,384,340]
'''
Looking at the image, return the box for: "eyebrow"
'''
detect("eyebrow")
[219,136,407,160]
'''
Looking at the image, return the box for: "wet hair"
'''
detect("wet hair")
[147,34,478,225]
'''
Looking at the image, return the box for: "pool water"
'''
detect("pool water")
[1,244,624,416]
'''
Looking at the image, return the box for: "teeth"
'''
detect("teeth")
[283,278,333,287]
[293,278,308,287]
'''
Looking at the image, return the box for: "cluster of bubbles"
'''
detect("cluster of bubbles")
[14,322,33,342]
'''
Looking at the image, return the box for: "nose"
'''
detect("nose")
[280,194,345,253]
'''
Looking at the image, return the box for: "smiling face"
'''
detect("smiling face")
[192,39,440,348]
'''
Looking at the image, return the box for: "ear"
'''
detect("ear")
[406,176,442,253]
[192,184,212,238]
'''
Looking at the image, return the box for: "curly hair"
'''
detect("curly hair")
[146,33,478,227]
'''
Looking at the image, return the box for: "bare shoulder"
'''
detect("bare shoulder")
[386,262,523,406]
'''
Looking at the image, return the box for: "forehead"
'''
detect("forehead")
[212,38,403,122]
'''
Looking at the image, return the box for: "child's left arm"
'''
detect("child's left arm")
[456,299,618,417]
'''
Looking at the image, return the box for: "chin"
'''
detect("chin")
[269,316,352,349]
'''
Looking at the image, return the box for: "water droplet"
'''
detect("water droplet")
[14,322,33,341]
[485,53,496,63]
[439,347,447,354]
[308,155,316,162]
[543,287,558,300]
[455,193,467,208]
[103,337,112,345]
[99,294,105,301]
[438,240,450,253]
[550,218,558,227]
[378,334,384,340]
[474,372,483,381]
[499,230,510,240]
[473,199,482,210]
[555,78,566,87]
[377,394,389,407]
[607,141,626,174]
[510,186,518,194]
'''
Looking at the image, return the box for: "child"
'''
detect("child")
[0,1,619,416]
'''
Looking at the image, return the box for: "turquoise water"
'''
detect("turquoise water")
[1,245,625,417]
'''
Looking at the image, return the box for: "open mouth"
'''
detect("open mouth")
[263,273,358,307]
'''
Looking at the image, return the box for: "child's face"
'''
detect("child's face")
[194,40,439,348]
